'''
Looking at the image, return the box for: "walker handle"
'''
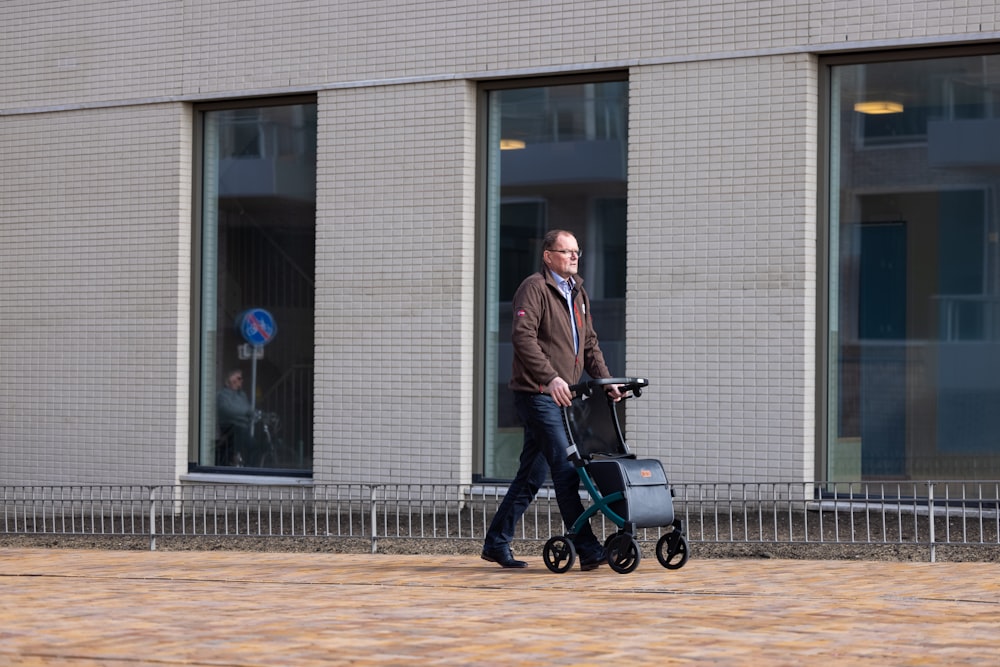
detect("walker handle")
[569,377,649,398]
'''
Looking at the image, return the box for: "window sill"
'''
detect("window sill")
[180,472,314,486]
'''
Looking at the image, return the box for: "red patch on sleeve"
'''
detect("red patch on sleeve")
[516,309,526,317]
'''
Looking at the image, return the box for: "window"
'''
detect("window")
[827,52,1000,480]
[481,77,628,479]
[194,99,317,473]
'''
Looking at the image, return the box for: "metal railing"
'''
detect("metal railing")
[2,481,998,561]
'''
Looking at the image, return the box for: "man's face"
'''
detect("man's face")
[543,233,581,280]
[226,373,243,390]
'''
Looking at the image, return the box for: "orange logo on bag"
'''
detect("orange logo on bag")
[640,469,652,478]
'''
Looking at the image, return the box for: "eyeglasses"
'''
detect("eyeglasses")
[548,249,582,258]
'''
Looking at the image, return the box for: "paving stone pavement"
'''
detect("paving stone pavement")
[0,547,998,665]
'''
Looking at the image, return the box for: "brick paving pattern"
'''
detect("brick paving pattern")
[1,548,998,665]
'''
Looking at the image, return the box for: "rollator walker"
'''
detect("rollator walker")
[542,377,690,574]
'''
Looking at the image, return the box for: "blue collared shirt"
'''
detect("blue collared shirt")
[550,271,579,354]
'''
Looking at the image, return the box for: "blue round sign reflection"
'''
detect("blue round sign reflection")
[239,309,277,346]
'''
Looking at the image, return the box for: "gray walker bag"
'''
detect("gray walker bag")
[587,456,675,529]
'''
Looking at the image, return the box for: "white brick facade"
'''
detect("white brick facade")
[2,1,998,486]
[628,55,818,484]
[0,104,191,485]
[314,81,478,484]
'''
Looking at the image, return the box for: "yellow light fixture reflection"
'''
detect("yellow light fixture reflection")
[499,138,526,150]
[853,101,904,115]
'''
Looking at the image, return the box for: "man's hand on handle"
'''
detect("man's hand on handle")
[546,377,574,407]
[548,377,624,405]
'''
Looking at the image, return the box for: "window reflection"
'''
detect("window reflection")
[198,102,317,473]
[829,54,1000,481]
[483,80,628,479]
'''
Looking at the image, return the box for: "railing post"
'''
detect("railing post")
[370,485,378,555]
[927,482,935,563]
[149,486,157,552]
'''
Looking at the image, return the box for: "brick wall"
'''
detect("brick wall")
[0,104,191,485]
[314,81,477,484]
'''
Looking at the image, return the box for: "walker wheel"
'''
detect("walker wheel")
[606,533,641,574]
[603,531,625,551]
[656,531,690,570]
[543,536,577,573]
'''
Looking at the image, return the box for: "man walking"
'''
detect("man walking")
[482,229,622,570]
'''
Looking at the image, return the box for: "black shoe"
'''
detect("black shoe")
[481,547,528,569]
[579,548,607,571]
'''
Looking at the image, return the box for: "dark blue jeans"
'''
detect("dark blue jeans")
[483,391,602,559]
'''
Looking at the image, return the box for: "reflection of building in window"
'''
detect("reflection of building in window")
[829,53,1000,482]
[219,106,316,159]
[498,83,627,147]
[852,57,1000,146]
[198,101,317,473]
[483,78,629,480]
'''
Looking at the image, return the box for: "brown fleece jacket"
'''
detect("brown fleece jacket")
[508,269,612,394]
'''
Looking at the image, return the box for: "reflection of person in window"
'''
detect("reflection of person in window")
[216,369,254,466]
